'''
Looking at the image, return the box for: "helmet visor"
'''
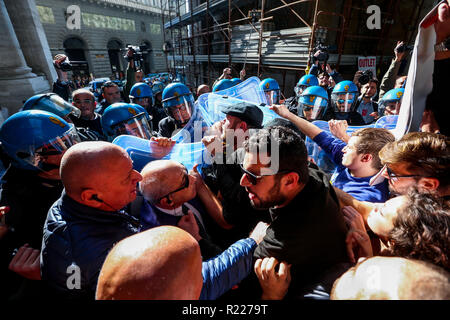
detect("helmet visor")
[48,94,81,118]
[111,113,153,140]
[132,96,154,109]
[332,92,355,113]
[294,85,307,96]
[23,125,80,172]
[168,96,193,126]
[298,95,328,120]
[265,90,280,105]
[379,100,401,116]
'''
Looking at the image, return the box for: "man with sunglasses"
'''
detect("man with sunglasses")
[239,126,350,298]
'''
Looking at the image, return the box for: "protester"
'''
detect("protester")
[40,142,142,300]
[138,160,223,259]
[270,103,395,202]
[241,126,349,298]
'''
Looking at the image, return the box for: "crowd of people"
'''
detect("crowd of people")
[0,1,449,303]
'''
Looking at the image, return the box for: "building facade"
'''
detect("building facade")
[35,0,169,79]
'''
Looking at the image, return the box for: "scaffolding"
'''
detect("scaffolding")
[160,0,431,93]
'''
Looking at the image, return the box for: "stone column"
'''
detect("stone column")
[5,0,57,87]
[0,0,50,115]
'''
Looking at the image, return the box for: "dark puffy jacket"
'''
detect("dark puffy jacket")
[40,192,140,300]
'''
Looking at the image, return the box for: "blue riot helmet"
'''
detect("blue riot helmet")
[230,78,242,86]
[151,81,165,105]
[0,110,80,172]
[298,86,329,121]
[128,103,153,130]
[331,80,359,113]
[213,79,234,92]
[259,78,281,105]
[295,75,319,97]
[378,88,404,116]
[161,82,194,127]
[23,93,81,120]
[152,81,165,96]
[101,103,153,141]
[129,82,154,109]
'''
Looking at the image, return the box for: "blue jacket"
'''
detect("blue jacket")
[40,192,141,300]
[200,238,256,300]
[313,131,389,203]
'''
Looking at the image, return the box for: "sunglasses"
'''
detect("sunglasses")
[240,164,292,185]
[384,165,424,182]
[158,166,190,202]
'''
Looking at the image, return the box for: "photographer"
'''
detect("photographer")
[379,41,410,99]
[52,54,72,101]
[355,78,379,124]
[309,48,344,88]
[123,47,145,103]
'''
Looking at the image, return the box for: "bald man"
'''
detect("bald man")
[196,84,210,97]
[96,226,203,300]
[331,256,450,300]
[137,159,226,260]
[97,222,269,300]
[40,141,143,300]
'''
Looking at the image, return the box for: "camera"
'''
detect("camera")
[313,44,330,63]
[396,43,414,53]
[54,59,73,72]
[124,45,149,70]
[358,69,374,85]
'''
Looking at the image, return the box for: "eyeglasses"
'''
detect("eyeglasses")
[240,164,291,185]
[157,166,190,202]
[384,165,424,182]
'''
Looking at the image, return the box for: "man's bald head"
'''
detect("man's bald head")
[331,256,450,300]
[96,226,203,300]
[197,84,210,96]
[139,160,185,204]
[60,141,129,196]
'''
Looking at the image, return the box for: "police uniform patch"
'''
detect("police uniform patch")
[265,82,270,89]
[344,85,349,92]
[309,96,315,103]
[128,107,137,115]
[136,88,141,96]
[396,91,403,99]
[306,78,311,84]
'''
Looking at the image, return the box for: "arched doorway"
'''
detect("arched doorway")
[63,37,89,76]
[107,39,124,79]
